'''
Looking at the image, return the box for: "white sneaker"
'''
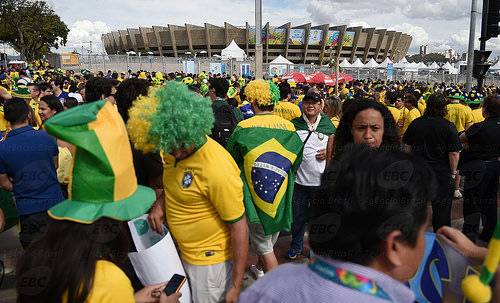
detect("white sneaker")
[454,189,462,199]
[249,265,264,279]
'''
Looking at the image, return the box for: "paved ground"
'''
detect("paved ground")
[0,197,497,302]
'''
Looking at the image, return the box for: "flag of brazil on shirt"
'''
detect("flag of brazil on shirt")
[227,115,303,235]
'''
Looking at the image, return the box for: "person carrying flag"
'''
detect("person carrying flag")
[227,80,303,277]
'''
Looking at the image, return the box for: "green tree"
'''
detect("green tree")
[0,0,68,61]
[407,53,448,63]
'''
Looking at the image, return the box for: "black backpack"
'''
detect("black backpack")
[211,103,239,147]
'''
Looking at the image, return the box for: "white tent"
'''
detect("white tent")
[268,55,294,76]
[417,62,428,70]
[428,62,440,70]
[442,62,453,70]
[404,62,419,72]
[490,60,500,70]
[221,40,246,61]
[364,58,379,69]
[351,58,365,68]
[394,57,409,69]
[339,58,352,68]
[378,57,393,68]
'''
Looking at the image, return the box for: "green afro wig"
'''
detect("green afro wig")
[269,81,280,105]
[150,81,215,153]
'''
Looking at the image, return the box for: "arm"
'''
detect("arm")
[53,155,59,170]
[0,208,5,232]
[0,174,12,192]
[448,151,459,176]
[148,191,166,235]
[225,217,249,303]
[326,135,334,165]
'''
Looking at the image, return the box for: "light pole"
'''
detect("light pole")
[254,0,263,79]
[465,0,477,92]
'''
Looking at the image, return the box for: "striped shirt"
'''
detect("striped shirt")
[239,258,415,303]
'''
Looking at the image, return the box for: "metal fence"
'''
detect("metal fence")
[64,54,500,86]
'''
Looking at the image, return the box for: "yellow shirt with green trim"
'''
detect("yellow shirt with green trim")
[445,102,473,132]
[471,108,484,124]
[273,100,302,121]
[401,107,421,135]
[63,260,134,303]
[386,105,400,123]
[163,136,245,266]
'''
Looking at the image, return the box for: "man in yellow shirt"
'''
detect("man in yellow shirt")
[273,82,301,121]
[465,90,485,124]
[385,90,403,123]
[444,88,473,132]
[400,93,421,135]
[140,82,248,303]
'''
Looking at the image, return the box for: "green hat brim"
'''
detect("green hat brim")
[48,185,156,224]
[448,95,464,100]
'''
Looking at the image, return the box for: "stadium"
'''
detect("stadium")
[102,23,412,65]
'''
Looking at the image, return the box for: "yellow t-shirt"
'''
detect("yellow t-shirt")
[386,105,400,124]
[273,101,302,121]
[63,260,134,303]
[29,100,42,130]
[418,98,426,115]
[401,107,421,135]
[445,102,473,132]
[471,108,484,124]
[57,146,73,184]
[0,106,8,133]
[163,136,245,265]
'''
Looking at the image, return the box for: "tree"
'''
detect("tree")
[0,0,68,61]
[407,53,448,64]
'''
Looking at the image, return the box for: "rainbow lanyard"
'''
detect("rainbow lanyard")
[309,258,391,301]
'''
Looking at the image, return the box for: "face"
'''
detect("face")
[396,221,428,281]
[169,146,196,161]
[38,100,57,122]
[40,88,52,98]
[351,108,385,148]
[302,100,323,119]
[395,98,404,109]
[29,86,40,99]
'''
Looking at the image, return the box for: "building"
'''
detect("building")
[419,45,428,55]
[102,23,412,65]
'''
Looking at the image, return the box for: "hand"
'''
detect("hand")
[0,208,5,232]
[148,200,165,235]
[225,285,240,303]
[437,226,488,262]
[160,291,182,303]
[134,282,167,303]
[315,149,327,161]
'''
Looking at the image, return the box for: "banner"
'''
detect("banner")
[209,62,225,74]
[268,28,287,45]
[326,30,340,48]
[289,29,305,45]
[269,65,288,76]
[248,26,267,44]
[240,64,251,77]
[342,31,356,47]
[182,60,195,74]
[308,29,323,46]
[387,63,394,81]
[408,232,479,303]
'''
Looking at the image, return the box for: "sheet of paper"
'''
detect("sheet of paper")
[128,215,191,303]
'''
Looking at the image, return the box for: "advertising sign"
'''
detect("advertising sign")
[268,28,286,45]
[342,31,356,47]
[308,29,323,45]
[289,29,305,45]
[326,30,340,48]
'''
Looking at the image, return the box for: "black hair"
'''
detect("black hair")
[324,95,342,118]
[114,78,151,122]
[4,98,30,124]
[279,82,291,100]
[404,93,418,108]
[16,218,129,303]
[334,99,400,156]
[386,90,401,105]
[227,98,238,107]
[40,95,64,114]
[424,93,447,118]
[208,78,229,98]
[483,94,500,118]
[64,97,79,109]
[85,77,113,103]
[36,82,50,93]
[310,145,435,265]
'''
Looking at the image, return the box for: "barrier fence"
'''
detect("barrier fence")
[62,54,500,87]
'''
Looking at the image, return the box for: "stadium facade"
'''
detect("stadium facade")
[102,23,412,65]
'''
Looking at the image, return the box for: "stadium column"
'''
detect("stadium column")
[127,28,140,54]
[382,31,396,60]
[348,27,363,63]
[168,25,178,58]
[152,26,164,56]
[284,23,291,59]
[245,22,250,57]
[362,28,376,63]
[303,23,312,64]
[205,23,212,57]
[139,27,152,53]
[186,24,195,54]
[373,29,387,62]
[390,32,403,61]
[112,31,122,54]
[335,25,347,62]
[319,24,330,65]
[119,30,129,53]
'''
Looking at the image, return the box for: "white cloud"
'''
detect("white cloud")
[65,20,110,53]
[348,21,372,28]
[390,23,429,46]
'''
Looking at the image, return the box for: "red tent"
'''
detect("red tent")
[281,72,307,83]
[331,73,354,83]
[307,72,335,86]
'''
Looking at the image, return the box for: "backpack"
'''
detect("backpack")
[211,102,238,147]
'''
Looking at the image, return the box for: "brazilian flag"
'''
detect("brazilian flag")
[227,116,303,235]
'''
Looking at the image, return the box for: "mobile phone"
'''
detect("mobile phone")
[163,274,186,296]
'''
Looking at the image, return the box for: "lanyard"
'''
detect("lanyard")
[309,258,391,301]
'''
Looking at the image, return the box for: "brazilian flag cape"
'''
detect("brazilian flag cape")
[227,115,303,235]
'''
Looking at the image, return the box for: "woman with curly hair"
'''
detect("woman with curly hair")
[333,98,400,157]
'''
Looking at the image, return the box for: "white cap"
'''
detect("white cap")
[68,92,84,103]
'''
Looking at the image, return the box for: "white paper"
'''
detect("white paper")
[128,215,191,303]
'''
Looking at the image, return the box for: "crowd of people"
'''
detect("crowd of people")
[0,61,498,303]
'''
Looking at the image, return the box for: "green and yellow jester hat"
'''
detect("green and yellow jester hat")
[244,79,280,106]
[127,81,214,154]
[43,100,156,223]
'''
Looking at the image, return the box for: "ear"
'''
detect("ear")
[382,230,405,267]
